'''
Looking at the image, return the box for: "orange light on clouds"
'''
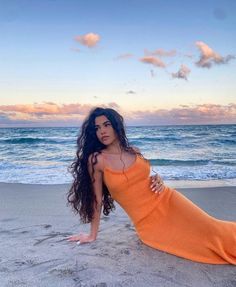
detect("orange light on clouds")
[0,102,235,127]
[74,32,100,48]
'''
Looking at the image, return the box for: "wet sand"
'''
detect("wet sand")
[0,182,235,287]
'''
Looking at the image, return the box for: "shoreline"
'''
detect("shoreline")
[1,178,236,188]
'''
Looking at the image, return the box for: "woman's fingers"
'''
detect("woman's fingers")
[67,233,95,244]
[150,174,164,193]
[67,235,80,242]
[150,174,157,189]
[155,184,165,194]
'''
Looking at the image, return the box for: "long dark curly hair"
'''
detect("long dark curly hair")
[67,107,141,223]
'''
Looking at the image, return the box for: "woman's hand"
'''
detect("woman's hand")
[67,233,96,244]
[150,173,165,194]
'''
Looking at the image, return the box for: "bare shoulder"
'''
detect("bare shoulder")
[88,152,104,172]
[131,146,141,153]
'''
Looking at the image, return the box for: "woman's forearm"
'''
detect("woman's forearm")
[67,203,102,244]
[90,203,102,239]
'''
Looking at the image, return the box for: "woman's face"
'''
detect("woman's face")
[95,115,117,146]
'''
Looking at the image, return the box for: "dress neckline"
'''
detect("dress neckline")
[104,155,138,174]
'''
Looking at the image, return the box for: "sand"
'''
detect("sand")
[0,182,235,287]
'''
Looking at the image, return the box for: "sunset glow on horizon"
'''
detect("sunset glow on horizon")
[0,0,235,126]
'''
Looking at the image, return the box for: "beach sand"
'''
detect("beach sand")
[0,182,235,287]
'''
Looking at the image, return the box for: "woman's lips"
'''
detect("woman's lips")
[101,136,109,141]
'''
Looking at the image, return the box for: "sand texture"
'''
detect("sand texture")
[0,183,235,287]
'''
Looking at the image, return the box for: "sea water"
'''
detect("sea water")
[0,125,235,185]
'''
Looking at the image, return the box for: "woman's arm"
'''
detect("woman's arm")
[87,154,103,240]
[67,154,104,244]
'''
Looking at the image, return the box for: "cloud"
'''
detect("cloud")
[5,102,114,116]
[105,102,121,110]
[74,32,100,48]
[145,48,176,57]
[140,56,166,68]
[126,90,136,94]
[0,102,61,115]
[0,102,122,117]
[114,53,133,60]
[0,102,120,126]
[172,64,191,80]
[195,41,235,68]
[1,103,235,126]
[127,103,236,125]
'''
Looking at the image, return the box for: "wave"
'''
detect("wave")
[194,133,209,136]
[129,136,181,143]
[15,129,39,134]
[211,160,236,166]
[149,158,210,166]
[215,139,236,145]
[1,137,71,145]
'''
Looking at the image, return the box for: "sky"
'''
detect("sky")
[0,0,236,126]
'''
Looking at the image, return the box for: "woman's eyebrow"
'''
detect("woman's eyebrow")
[95,120,111,127]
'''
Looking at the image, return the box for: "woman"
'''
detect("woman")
[67,107,236,265]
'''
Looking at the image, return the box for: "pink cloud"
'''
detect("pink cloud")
[140,56,166,68]
[74,32,100,48]
[172,64,191,80]
[0,102,121,122]
[0,103,61,115]
[0,103,235,126]
[195,41,235,68]
[0,103,98,117]
[145,48,176,57]
[128,104,236,125]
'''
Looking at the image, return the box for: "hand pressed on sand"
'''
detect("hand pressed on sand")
[67,233,96,245]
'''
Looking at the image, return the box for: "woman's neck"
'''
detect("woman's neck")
[104,141,123,155]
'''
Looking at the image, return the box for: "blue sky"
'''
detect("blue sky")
[0,0,235,126]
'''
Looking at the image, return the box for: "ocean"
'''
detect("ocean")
[0,125,235,185]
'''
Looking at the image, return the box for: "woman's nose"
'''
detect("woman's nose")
[101,130,106,135]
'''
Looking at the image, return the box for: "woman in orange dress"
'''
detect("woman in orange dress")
[67,107,236,265]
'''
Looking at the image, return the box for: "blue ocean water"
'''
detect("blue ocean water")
[0,125,235,184]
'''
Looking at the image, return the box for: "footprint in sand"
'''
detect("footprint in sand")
[120,248,130,255]
[43,224,52,229]
[49,267,76,277]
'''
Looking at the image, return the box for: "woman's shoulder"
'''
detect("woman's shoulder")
[131,146,141,153]
[88,152,104,171]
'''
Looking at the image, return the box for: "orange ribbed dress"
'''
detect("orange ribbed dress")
[103,155,236,265]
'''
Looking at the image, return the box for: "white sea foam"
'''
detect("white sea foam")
[0,125,235,184]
